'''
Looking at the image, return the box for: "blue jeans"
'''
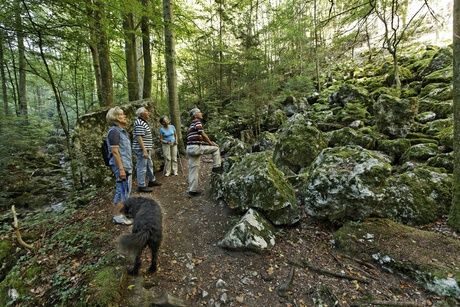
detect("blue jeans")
[111,167,132,204]
[135,149,155,187]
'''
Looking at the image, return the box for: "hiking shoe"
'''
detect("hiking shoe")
[188,191,201,197]
[112,215,133,225]
[164,173,171,177]
[137,186,154,192]
[148,181,162,187]
[173,172,178,176]
[211,166,223,174]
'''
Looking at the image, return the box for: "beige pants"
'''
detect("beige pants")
[162,143,178,175]
[186,144,221,192]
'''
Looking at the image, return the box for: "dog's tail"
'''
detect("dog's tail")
[118,231,150,256]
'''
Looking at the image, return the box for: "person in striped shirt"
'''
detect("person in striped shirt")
[186,108,222,197]
[133,107,161,192]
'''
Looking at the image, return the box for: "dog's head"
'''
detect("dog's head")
[122,197,144,218]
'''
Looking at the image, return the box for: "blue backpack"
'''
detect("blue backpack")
[101,127,116,166]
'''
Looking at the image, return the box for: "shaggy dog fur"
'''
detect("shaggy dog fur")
[119,197,163,276]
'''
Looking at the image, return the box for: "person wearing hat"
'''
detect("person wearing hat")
[186,107,222,197]
[133,106,162,193]
[159,115,178,176]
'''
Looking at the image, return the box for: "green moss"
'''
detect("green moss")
[401,143,439,163]
[0,268,25,306]
[88,267,123,306]
[437,126,453,149]
[377,138,411,162]
[0,240,13,264]
[327,127,377,150]
[335,102,370,125]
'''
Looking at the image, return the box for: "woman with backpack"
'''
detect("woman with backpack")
[105,106,133,225]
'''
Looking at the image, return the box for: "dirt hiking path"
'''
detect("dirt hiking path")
[115,156,439,307]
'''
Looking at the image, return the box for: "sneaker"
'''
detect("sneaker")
[148,181,162,187]
[137,186,154,192]
[165,173,171,177]
[173,172,178,176]
[188,191,201,197]
[112,215,133,225]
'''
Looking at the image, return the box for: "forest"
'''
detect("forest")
[0,0,459,306]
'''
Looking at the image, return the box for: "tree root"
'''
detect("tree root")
[288,258,369,284]
[11,205,34,250]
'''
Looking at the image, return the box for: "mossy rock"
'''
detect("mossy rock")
[218,209,276,253]
[384,66,414,86]
[220,136,251,157]
[416,111,436,124]
[437,126,453,150]
[420,83,453,101]
[334,218,460,298]
[217,152,299,225]
[374,94,418,138]
[420,47,453,77]
[427,153,454,173]
[335,102,370,125]
[328,84,372,108]
[401,143,439,163]
[261,108,288,132]
[419,99,453,119]
[423,118,453,136]
[252,131,278,153]
[300,145,392,224]
[327,127,377,150]
[382,166,452,225]
[88,266,124,306]
[401,81,423,98]
[273,115,327,173]
[423,66,453,85]
[376,138,411,163]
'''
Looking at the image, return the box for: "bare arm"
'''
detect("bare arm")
[111,146,126,180]
[137,135,148,157]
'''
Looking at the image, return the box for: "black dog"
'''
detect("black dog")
[119,197,163,276]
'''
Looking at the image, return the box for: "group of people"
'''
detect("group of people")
[105,106,221,225]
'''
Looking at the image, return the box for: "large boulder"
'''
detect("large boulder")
[327,127,377,150]
[219,136,251,158]
[273,114,327,173]
[400,143,439,163]
[335,102,370,125]
[420,47,453,77]
[381,166,452,225]
[300,146,392,224]
[218,209,276,253]
[420,83,453,101]
[328,84,371,108]
[251,131,278,153]
[334,218,460,298]
[376,138,411,163]
[374,94,418,138]
[217,152,299,225]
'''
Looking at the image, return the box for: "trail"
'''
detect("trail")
[117,156,436,307]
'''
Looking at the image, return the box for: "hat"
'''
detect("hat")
[189,108,201,117]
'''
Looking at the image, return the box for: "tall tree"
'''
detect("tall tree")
[141,0,152,99]
[94,0,113,106]
[450,0,460,231]
[163,0,182,149]
[123,11,139,101]
[86,1,103,106]
[15,0,27,117]
[0,30,8,115]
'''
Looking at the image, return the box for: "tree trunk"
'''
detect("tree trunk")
[16,0,27,117]
[93,0,113,106]
[450,0,460,231]
[123,12,139,101]
[0,31,8,115]
[313,0,321,93]
[141,0,152,99]
[163,0,183,150]
[392,51,401,93]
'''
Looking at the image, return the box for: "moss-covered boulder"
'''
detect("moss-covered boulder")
[382,166,452,225]
[376,138,411,163]
[419,99,452,119]
[273,115,327,173]
[218,209,276,252]
[335,102,370,125]
[74,101,156,187]
[326,127,377,150]
[252,131,278,153]
[374,94,418,138]
[300,146,392,224]
[420,83,453,101]
[415,111,436,123]
[401,143,439,163]
[0,261,42,306]
[437,126,453,150]
[420,47,453,77]
[423,118,453,136]
[423,66,453,85]
[218,152,299,225]
[334,218,460,298]
[328,84,371,108]
[220,136,251,157]
[261,108,288,132]
[427,153,454,172]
